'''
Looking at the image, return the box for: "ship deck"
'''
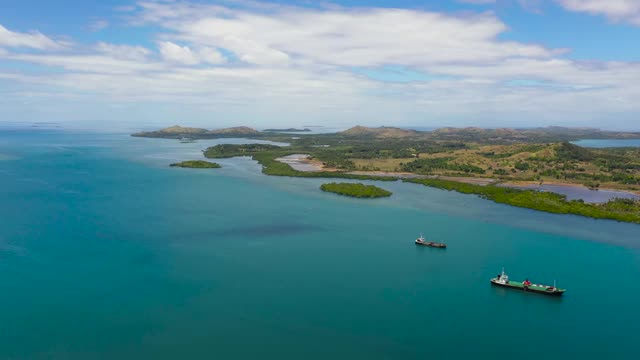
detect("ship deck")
[492,279,565,294]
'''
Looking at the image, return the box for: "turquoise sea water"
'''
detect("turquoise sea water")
[1,131,640,359]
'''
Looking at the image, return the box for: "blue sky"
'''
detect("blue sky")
[1,0,639,130]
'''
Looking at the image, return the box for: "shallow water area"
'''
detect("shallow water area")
[505,183,640,203]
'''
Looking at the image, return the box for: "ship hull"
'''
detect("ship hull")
[490,279,565,296]
[415,240,447,248]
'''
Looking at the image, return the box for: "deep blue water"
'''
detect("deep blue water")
[1,131,640,359]
[572,139,640,148]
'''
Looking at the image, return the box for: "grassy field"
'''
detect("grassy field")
[352,158,414,172]
[349,143,640,192]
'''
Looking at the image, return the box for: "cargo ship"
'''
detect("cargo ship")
[415,233,447,248]
[490,269,565,296]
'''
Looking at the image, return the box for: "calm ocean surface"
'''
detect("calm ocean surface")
[1,131,639,359]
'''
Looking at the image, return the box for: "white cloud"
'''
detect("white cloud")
[96,42,151,61]
[89,19,110,32]
[557,0,640,25]
[143,4,554,68]
[0,24,65,50]
[1,1,639,129]
[6,53,165,74]
[197,46,227,65]
[158,41,226,65]
[158,41,199,65]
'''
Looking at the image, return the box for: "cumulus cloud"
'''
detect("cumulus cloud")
[6,53,165,74]
[139,3,554,68]
[0,24,64,50]
[557,0,640,25]
[158,41,225,65]
[96,42,151,61]
[0,1,639,129]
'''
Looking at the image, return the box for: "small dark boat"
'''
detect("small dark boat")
[415,233,447,248]
[490,269,565,296]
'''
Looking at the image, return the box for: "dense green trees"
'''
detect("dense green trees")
[404,178,640,224]
[204,144,282,158]
[170,160,221,168]
[515,162,530,171]
[320,182,392,198]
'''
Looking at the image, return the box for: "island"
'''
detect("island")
[170,160,221,168]
[320,182,392,198]
[263,128,311,132]
[133,125,261,139]
[135,124,640,223]
[133,125,315,138]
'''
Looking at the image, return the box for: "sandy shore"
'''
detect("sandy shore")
[275,154,326,172]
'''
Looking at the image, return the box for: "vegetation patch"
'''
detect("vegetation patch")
[205,145,397,181]
[402,157,486,174]
[204,144,282,158]
[170,160,221,168]
[320,182,392,198]
[404,178,640,224]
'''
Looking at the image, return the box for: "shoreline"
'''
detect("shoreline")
[201,144,640,224]
[500,180,640,196]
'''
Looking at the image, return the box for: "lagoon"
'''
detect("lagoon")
[1,131,639,359]
[505,183,640,203]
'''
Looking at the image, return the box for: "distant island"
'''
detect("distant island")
[135,124,640,223]
[170,160,221,168]
[133,125,260,139]
[263,128,311,132]
[133,124,640,142]
[320,182,392,198]
[133,125,311,138]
